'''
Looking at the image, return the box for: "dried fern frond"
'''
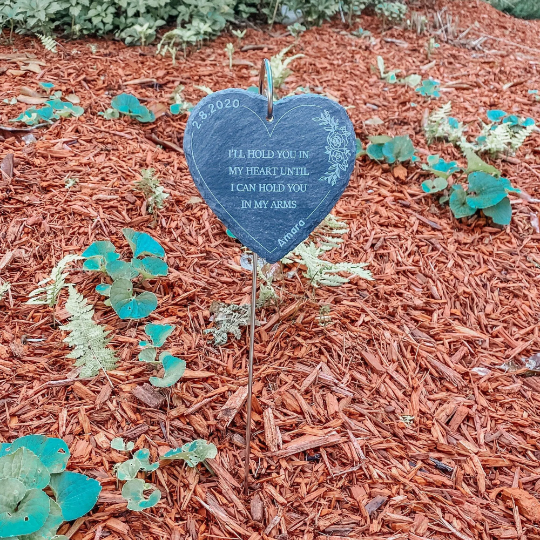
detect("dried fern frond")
[60,285,118,378]
[37,34,58,53]
[204,301,258,346]
[285,242,373,287]
[27,254,81,307]
[0,282,10,301]
[134,169,169,214]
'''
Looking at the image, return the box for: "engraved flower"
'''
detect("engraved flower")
[327,131,347,150]
[328,149,347,167]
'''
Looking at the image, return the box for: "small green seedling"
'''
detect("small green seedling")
[112,438,217,512]
[366,135,418,164]
[138,323,175,363]
[85,229,167,320]
[138,323,185,388]
[421,155,460,193]
[224,42,234,70]
[426,37,440,59]
[529,89,540,102]
[270,45,304,91]
[376,56,400,84]
[169,85,193,115]
[416,79,440,98]
[205,301,255,346]
[10,99,84,126]
[100,94,155,123]
[149,353,186,387]
[122,479,161,511]
[115,449,159,481]
[27,254,81,308]
[112,444,160,512]
[289,22,306,38]
[65,177,78,189]
[111,437,134,452]
[0,435,100,538]
[162,439,217,467]
[231,28,246,44]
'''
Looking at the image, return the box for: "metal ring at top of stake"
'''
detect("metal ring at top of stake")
[259,58,274,121]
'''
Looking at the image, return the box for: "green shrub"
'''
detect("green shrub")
[0,0,412,46]
[487,0,540,19]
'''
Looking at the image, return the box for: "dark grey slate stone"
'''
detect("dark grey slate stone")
[184,89,356,263]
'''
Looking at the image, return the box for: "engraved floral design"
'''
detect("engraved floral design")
[313,110,352,186]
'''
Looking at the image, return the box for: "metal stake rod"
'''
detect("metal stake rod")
[244,252,258,494]
[245,59,273,494]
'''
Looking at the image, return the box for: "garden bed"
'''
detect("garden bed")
[1,1,540,539]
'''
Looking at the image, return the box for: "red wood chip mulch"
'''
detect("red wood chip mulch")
[1,1,540,539]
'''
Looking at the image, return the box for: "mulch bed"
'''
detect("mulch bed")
[2,1,540,539]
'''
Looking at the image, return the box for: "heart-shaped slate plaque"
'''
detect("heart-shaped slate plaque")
[184,89,356,263]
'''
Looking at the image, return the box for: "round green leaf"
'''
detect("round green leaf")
[0,479,27,513]
[9,435,70,474]
[121,479,161,512]
[464,148,500,176]
[109,279,158,320]
[449,185,475,219]
[466,172,517,210]
[0,489,50,538]
[421,177,448,194]
[23,499,64,540]
[0,448,50,490]
[131,257,168,279]
[115,449,158,481]
[163,439,217,467]
[122,229,165,258]
[382,136,415,164]
[49,471,101,521]
[144,324,175,347]
[366,143,384,161]
[138,348,158,363]
[483,197,512,225]
[487,109,506,123]
[95,284,111,296]
[149,353,186,388]
[82,241,116,259]
[105,259,136,280]
[111,93,140,114]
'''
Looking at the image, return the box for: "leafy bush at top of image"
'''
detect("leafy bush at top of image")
[1,0,409,49]
[100,94,154,123]
[488,0,540,20]
[0,434,101,539]
[375,1,407,25]
[366,135,418,164]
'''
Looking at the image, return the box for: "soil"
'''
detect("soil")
[1,1,540,539]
